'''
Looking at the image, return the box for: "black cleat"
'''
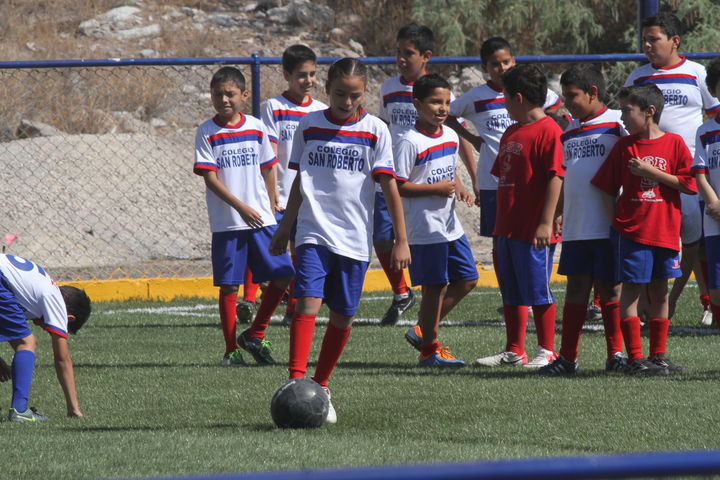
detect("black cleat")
[380,289,416,326]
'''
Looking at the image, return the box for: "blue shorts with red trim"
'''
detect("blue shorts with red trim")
[558,239,614,281]
[0,271,32,342]
[702,235,720,289]
[372,192,394,243]
[496,236,555,306]
[408,235,479,286]
[211,226,295,286]
[294,244,369,316]
[610,228,681,284]
[478,190,497,238]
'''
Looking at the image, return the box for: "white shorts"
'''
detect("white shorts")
[680,193,702,246]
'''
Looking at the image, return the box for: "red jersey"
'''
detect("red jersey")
[490,116,564,244]
[591,132,696,251]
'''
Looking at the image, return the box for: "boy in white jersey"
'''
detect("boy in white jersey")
[625,13,720,324]
[0,254,91,422]
[262,45,327,325]
[194,67,294,367]
[393,74,478,367]
[538,64,627,376]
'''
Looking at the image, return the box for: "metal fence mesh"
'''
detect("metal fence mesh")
[0,58,639,281]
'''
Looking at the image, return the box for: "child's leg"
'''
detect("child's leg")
[647,278,670,358]
[418,284,446,357]
[243,267,260,303]
[288,297,323,379]
[8,334,36,413]
[437,279,477,321]
[219,285,240,354]
[312,311,354,387]
[247,275,292,339]
[619,282,644,360]
[597,280,623,358]
[559,274,594,362]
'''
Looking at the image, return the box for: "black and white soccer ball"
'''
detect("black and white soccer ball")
[270,377,329,429]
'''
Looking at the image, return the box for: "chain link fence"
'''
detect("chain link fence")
[0,54,709,281]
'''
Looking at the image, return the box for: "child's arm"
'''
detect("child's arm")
[378,174,411,270]
[50,333,83,417]
[398,178,455,198]
[457,137,478,196]
[697,173,720,221]
[0,355,10,382]
[445,116,484,152]
[534,175,563,249]
[201,170,264,228]
[453,169,474,207]
[628,158,696,194]
[269,174,302,255]
[261,163,279,214]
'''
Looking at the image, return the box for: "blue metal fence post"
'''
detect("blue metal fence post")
[251,52,262,117]
[637,0,660,51]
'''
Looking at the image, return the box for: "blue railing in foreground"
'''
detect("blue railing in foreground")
[129,450,720,480]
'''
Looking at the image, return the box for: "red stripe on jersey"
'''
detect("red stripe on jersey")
[208,129,264,143]
[303,127,378,142]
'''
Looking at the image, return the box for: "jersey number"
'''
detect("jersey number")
[7,255,47,277]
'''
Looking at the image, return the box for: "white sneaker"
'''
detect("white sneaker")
[474,350,528,367]
[700,308,713,326]
[523,345,557,368]
[322,387,337,424]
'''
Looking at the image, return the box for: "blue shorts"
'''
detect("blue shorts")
[294,244,369,316]
[372,192,394,243]
[703,235,720,289]
[497,236,555,306]
[408,235,479,286]
[274,210,297,244]
[478,190,497,237]
[0,271,32,342]
[610,228,681,284]
[558,239,614,281]
[211,226,295,286]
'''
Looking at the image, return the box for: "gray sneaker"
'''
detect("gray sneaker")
[221,349,247,367]
[537,356,579,376]
[624,358,668,376]
[8,407,49,423]
[648,353,685,374]
[605,352,628,372]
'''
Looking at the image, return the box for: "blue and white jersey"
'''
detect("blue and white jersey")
[693,117,720,237]
[561,107,627,241]
[261,93,327,208]
[625,57,720,155]
[379,74,463,128]
[394,124,465,245]
[0,254,68,338]
[194,113,277,232]
[288,109,395,262]
[450,81,562,190]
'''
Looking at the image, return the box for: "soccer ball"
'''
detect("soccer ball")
[270,377,329,429]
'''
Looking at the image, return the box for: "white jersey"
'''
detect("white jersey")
[0,254,68,338]
[288,109,395,262]
[261,94,327,208]
[450,81,562,190]
[394,125,465,245]
[194,113,277,233]
[561,107,627,241]
[692,117,720,237]
[625,57,720,155]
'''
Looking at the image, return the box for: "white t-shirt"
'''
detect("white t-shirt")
[261,94,327,208]
[193,113,277,232]
[561,107,627,241]
[450,81,562,190]
[394,125,465,245]
[625,57,720,155]
[0,254,68,338]
[288,109,395,262]
[692,117,720,237]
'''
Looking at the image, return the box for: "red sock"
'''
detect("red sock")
[648,317,670,358]
[219,291,238,354]
[243,268,259,303]
[503,305,528,355]
[376,249,408,295]
[592,290,601,308]
[559,302,586,362]
[711,303,720,329]
[620,316,643,360]
[420,340,440,358]
[288,313,317,379]
[700,295,711,310]
[600,301,623,358]
[532,303,556,352]
[248,282,286,338]
[285,255,297,316]
[312,323,352,387]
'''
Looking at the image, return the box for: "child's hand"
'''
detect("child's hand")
[456,189,475,207]
[268,226,290,256]
[435,179,456,198]
[0,357,11,382]
[707,200,720,221]
[67,408,84,418]
[237,204,264,229]
[533,223,553,249]
[391,239,411,271]
[628,157,656,178]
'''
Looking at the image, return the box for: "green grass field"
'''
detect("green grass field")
[3,283,720,480]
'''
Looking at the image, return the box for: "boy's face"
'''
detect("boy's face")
[562,84,595,119]
[503,91,523,122]
[211,81,248,120]
[396,39,431,81]
[283,60,317,100]
[326,74,366,121]
[641,25,680,67]
[620,99,650,135]
[413,87,451,130]
[482,48,515,87]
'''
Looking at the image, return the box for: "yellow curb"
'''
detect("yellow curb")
[60,265,565,302]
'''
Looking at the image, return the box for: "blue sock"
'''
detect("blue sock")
[11,350,35,413]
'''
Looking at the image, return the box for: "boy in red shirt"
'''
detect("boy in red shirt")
[592,83,696,375]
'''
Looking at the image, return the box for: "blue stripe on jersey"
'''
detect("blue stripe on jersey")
[561,125,623,143]
[634,76,698,87]
[209,131,263,148]
[304,131,377,148]
[701,132,720,149]
[415,143,458,166]
[273,111,306,122]
[383,93,413,106]
[474,100,505,113]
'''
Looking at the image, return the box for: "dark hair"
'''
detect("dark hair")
[60,286,91,335]
[282,44,317,74]
[480,37,513,65]
[413,73,450,101]
[618,83,665,123]
[560,64,608,103]
[641,12,684,40]
[706,58,720,95]
[502,64,547,107]
[397,22,434,54]
[210,66,246,91]
[327,57,367,86]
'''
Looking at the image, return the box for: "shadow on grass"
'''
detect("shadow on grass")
[94,322,219,329]
[73,362,286,369]
[62,423,274,433]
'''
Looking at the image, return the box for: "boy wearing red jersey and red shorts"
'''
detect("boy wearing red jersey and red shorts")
[592,83,696,375]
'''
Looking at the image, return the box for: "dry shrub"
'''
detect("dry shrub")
[334,0,414,56]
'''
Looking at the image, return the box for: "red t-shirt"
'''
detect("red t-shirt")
[591,132,696,251]
[490,116,564,243]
